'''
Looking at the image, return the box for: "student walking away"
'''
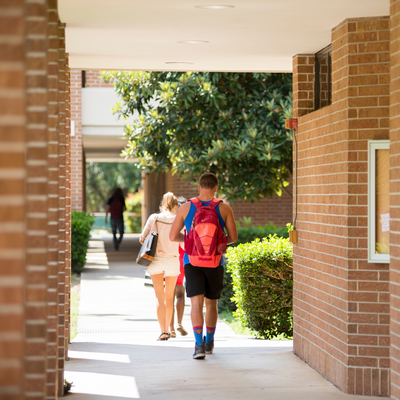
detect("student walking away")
[140,192,180,341]
[169,197,188,338]
[105,187,126,250]
[169,173,238,359]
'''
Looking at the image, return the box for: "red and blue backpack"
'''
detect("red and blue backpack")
[184,198,227,268]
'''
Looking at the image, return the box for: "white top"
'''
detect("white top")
[140,211,179,257]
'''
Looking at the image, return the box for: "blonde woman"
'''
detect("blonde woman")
[140,192,180,341]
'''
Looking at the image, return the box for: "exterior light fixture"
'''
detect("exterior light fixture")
[195,5,234,9]
[178,40,209,44]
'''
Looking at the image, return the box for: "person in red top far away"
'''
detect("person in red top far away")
[169,173,238,359]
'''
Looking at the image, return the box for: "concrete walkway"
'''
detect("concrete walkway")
[65,235,383,400]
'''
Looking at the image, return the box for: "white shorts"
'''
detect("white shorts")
[147,256,180,277]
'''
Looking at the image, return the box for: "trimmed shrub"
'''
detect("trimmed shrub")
[236,222,288,246]
[125,191,142,233]
[71,211,95,274]
[226,235,293,339]
[218,222,289,313]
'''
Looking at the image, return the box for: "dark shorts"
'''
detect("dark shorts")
[184,264,224,299]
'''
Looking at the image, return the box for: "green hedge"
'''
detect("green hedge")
[71,211,95,274]
[218,223,289,313]
[236,223,288,246]
[226,235,293,339]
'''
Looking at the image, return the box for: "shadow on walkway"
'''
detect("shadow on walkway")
[65,235,383,400]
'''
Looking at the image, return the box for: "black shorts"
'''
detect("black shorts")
[184,264,224,299]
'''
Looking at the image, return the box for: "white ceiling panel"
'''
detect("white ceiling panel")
[59,0,390,72]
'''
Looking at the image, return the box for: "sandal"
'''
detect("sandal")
[170,330,176,338]
[177,324,188,336]
[157,332,170,341]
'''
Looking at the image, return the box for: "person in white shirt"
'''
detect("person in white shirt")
[140,192,180,341]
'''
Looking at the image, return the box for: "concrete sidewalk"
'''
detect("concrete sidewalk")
[65,235,384,400]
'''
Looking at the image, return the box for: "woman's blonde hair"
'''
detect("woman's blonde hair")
[160,192,178,212]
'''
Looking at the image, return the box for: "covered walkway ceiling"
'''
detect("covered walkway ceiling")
[60,0,389,73]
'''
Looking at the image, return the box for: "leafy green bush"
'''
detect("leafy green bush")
[226,235,293,339]
[236,222,288,246]
[218,222,289,313]
[71,211,95,274]
[125,191,142,233]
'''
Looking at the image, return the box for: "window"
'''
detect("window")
[315,44,332,110]
[368,140,390,263]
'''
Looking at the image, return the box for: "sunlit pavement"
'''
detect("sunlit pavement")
[65,234,384,400]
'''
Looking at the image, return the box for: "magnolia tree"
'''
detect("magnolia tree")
[102,71,292,203]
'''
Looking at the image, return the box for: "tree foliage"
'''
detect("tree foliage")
[86,162,142,212]
[101,71,292,202]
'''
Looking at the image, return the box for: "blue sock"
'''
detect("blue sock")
[205,326,215,343]
[193,326,203,346]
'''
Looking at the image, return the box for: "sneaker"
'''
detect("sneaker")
[204,336,214,354]
[193,342,206,360]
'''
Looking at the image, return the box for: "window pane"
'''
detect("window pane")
[375,149,390,254]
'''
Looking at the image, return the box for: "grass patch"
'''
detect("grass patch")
[219,310,255,336]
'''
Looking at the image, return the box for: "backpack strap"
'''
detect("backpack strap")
[189,197,202,208]
[209,198,223,209]
[189,197,222,209]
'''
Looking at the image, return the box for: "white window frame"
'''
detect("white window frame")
[368,140,390,263]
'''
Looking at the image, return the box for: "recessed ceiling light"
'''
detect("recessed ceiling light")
[165,62,194,65]
[195,5,234,9]
[178,40,209,44]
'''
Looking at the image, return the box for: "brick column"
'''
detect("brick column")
[70,70,84,211]
[293,55,315,118]
[293,16,390,396]
[0,1,27,398]
[24,1,49,397]
[345,18,390,396]
[46,2,60,398]
[64,53,71,358]
[390,1,400,399]
[57,22,67,396]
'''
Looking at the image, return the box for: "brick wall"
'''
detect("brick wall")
[84,70,113,88]
[0,1,71,398]
[0,1,27,397]
[293,16,390,396]
[164,172,293,227]
[390,1,400,399]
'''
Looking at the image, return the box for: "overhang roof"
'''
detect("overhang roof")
[59,0,389,73]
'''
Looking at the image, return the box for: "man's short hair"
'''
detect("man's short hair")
[199,173,218,189]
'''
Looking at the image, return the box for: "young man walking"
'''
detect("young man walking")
[169,173,238,359]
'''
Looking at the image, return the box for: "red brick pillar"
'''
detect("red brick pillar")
[0,1,27,398]
[70,70,84,212]
[57,22,67,397]
[390,1,400,399]
[293,16,390,396]
[293,55,315,118]
[64,54,71,357]
[24,1,49,397]
[46,1,60,398]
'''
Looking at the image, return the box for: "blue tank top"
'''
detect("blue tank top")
[183,200,225,266]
